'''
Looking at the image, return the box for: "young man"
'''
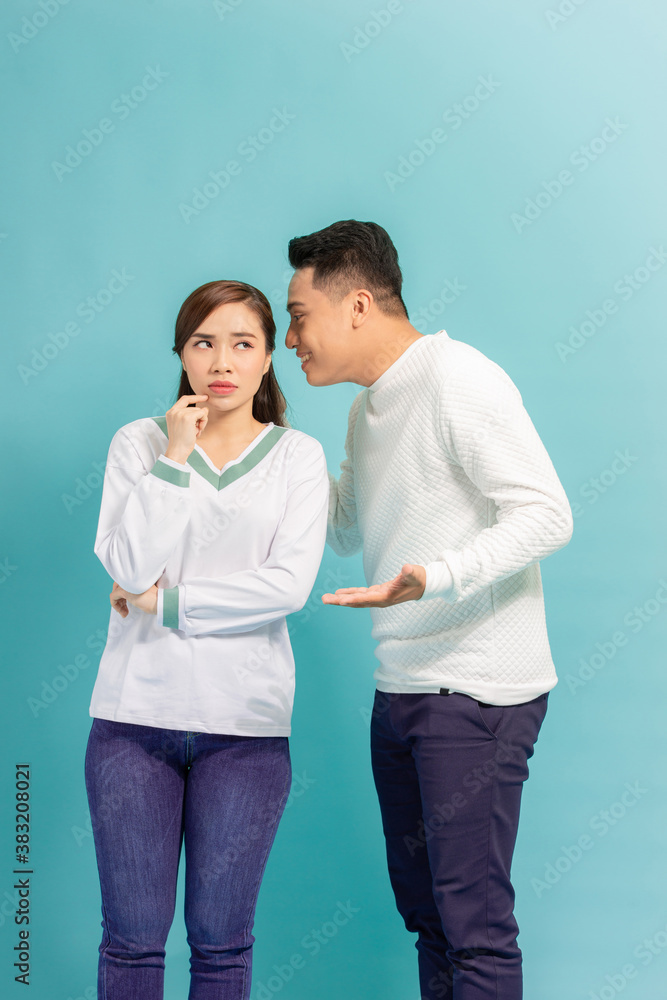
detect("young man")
[284,220,573,1000]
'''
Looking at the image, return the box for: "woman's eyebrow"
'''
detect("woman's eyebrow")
[190,331,259,338]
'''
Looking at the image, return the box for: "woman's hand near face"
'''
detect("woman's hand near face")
[164,394,210,464]
[110,581,159,616]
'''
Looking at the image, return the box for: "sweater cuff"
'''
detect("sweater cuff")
[158,586,182,629]
[150,456,191,488]
[420,560,455,601]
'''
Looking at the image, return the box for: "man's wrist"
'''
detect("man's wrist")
[421,560,455,600]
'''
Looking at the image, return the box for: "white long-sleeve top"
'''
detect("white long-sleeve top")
[88,416,329,735]
[327,329,573,706]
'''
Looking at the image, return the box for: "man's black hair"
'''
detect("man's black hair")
[287,219,409,318]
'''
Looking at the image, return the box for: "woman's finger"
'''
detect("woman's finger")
[172,394,209,407]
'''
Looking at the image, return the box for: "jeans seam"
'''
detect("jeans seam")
[100,896,112,1000]
[240,743,292,1000]
[87,722,114,1000]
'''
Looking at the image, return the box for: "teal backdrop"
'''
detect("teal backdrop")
[1,1,666,998]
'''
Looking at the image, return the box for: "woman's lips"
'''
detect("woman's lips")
[208,384,237,395]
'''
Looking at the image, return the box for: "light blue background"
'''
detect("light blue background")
[1,1,666,998]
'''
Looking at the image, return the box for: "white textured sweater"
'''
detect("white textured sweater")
[89,417,329,735]
[327,330,573,705]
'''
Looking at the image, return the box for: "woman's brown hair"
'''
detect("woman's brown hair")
[172,280,289,427]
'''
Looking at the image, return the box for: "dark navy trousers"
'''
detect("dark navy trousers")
[370,688,549,1000]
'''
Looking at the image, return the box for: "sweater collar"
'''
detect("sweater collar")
[367,330,446,393]
[150,417,288,491]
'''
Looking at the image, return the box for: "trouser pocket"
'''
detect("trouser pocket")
[472,697,505,739]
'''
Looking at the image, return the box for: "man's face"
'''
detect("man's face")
[285,267,354,386]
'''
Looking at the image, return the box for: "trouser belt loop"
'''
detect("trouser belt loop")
[439,687,492,708]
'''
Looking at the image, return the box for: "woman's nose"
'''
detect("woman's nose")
[212,350,233,370]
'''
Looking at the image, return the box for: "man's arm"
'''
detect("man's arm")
[326,391,364,557]
[420,360,573,603]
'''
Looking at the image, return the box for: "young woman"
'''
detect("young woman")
[84,279,330,999]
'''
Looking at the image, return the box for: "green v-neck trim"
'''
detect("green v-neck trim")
[150,416,288,491]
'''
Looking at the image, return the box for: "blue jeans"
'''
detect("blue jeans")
[370,689,549,1000]
[84,718,292,1000]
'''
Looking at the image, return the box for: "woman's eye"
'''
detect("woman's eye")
[192,339,253,348]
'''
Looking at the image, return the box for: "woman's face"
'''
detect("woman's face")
[180,301,272,417]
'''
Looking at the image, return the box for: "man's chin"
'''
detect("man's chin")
[304,368,336,388]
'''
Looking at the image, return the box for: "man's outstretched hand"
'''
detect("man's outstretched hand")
[321,564,426,608]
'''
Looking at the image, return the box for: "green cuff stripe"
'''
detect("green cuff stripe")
[150,458,190,488]
[162,587,180,629]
